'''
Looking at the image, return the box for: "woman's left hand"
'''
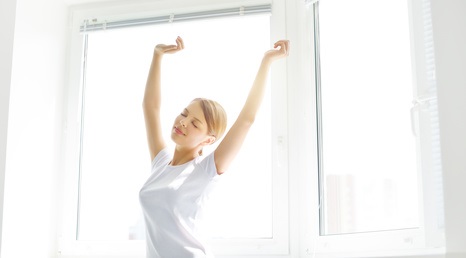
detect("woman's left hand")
[263,40,290,63]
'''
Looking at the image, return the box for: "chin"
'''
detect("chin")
[170,133,177,142]
[170,133,184,145]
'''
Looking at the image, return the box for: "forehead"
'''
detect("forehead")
[185,101,206,122]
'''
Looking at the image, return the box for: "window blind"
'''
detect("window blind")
[421,0,445,229]
[79,4,271,33]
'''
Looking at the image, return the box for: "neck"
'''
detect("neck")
[170,146,200,166]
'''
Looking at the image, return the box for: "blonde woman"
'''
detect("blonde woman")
[140,36,289,257]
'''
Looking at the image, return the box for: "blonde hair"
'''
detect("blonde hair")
[192,98,227,155]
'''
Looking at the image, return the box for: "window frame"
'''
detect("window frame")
[59,0,450,257]
[297,0,446,257]
[59,0,290,257]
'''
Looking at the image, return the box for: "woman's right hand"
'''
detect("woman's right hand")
[154,36,184,56]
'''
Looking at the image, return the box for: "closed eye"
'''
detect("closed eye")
[181,108,203,128]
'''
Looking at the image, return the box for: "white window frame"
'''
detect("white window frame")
[59,0,453,257]
[58,0,290,257]
[292,0,446,257]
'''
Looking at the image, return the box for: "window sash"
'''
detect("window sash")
[309,0,445,255]
[77,16,273,241]
[60,0,290,256]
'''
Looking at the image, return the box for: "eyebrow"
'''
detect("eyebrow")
[184,108,204,125]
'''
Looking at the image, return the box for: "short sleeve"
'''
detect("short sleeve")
[151,147,171,174]
[198,152,221,178]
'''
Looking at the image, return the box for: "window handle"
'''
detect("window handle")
[410,96,436,136]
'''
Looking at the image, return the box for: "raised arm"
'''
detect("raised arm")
[143,36,184,161]
[214,40,290,174]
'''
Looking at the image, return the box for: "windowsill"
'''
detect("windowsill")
[312,247,446,258]
[58,245,456,258]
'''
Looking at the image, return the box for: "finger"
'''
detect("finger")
[276,40,289,48]
[175,37,181,50]
[177,36,185,50]
[175,36,184,51]
[276,40,290,55]
[275,41,286,54]
[283,40,290,55]
[273,40,288,50]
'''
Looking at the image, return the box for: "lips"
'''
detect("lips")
[174,126,185,135]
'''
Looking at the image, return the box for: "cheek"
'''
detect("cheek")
[190,128,209,140]
[173,116,182,125]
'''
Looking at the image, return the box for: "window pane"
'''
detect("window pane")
[316,0,419,235]
[78,15,271,241]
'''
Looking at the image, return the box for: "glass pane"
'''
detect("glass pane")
[78,15,271,241]
[316,0,419,235]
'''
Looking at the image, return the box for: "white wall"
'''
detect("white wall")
[0,0,17,253]
[431,0,466,258]
[0,0,68,257]
[0,0,464,258]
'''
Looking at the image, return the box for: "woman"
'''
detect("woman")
[139,36,289,257]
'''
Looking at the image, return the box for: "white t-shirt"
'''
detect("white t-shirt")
[139,148,220,258]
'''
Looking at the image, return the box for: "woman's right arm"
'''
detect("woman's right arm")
[143,36,184,161]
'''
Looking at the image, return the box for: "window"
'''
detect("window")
[316,0,418,235]
[309,0,445,255]
[60,1,289,257]
[78,11,273,242]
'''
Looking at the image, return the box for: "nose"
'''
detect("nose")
[180,119,186,127]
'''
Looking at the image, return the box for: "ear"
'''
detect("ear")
[202,136,216,146]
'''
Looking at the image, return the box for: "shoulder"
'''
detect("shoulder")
[195,152,221,177]
[151,147,171,170]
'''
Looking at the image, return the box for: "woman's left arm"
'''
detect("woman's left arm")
[214,40,290,174]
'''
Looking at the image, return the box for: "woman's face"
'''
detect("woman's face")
[171,101,213,149]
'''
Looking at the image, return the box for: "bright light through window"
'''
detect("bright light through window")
[78,15,271,241]
[316,0,419,235]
